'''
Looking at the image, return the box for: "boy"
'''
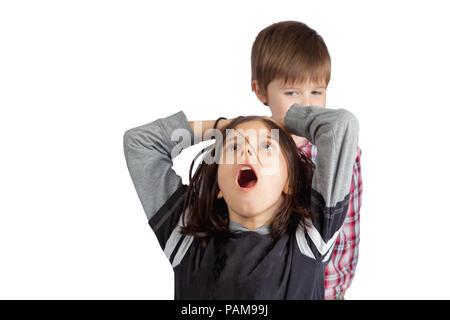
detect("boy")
[250,20,363,300]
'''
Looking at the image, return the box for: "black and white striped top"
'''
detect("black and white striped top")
[123,104,359,300]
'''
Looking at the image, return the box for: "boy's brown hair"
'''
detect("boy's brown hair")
[251,20,331,105]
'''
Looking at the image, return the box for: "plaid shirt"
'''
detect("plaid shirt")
[298,141,363,300]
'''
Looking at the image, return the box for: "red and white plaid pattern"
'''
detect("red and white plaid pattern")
[298,141,363,300]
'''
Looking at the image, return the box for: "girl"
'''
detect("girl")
[123,103,359,299]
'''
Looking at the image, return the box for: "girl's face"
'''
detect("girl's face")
[217,120,289,227]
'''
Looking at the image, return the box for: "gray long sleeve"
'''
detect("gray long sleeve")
[123,111,193,222]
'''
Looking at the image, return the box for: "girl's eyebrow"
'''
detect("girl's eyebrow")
[224,136,237,144]
[224,133,273,144]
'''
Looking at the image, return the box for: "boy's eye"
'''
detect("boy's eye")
[285,90,323,96]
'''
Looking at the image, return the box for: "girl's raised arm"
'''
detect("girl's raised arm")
[123,111,194,223]
[283,103,359,262]
[123,111,224,262]
[123,111,226,218]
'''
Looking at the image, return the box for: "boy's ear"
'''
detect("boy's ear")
[217,190,223,199]
[251,80,268,105]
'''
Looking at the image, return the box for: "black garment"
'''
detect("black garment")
[123,104,359,299]
[172,204,327,299]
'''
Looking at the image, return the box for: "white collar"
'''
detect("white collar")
[228,220,271,235]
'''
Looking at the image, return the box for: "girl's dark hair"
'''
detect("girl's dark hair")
[180,116,315,279]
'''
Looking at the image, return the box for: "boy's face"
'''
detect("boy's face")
[252,78,327,118]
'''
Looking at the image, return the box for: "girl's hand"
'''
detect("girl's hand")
[215,118,233,130]
[263,116,286,132]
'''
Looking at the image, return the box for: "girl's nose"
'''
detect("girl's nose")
[240,143,254,161]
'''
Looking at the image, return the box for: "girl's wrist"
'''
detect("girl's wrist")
[213,117,227,130]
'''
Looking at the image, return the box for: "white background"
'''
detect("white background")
[1,0,449,299]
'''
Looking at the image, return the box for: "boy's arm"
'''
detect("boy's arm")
[283,103,359,262]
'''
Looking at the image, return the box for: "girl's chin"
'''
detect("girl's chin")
[231,206,270,218]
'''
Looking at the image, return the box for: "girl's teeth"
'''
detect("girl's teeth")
[241,166,251,170]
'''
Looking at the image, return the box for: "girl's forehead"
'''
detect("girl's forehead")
[225,121,273,140]
[235,120,270,130]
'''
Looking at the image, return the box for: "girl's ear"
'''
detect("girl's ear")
[282,180,292,195]
[217,190,223,199]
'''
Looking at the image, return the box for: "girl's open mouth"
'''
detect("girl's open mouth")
[236,163,258,190]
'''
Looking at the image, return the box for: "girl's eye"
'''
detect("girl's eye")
[261,142,273,150]
[227,143,240,152]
